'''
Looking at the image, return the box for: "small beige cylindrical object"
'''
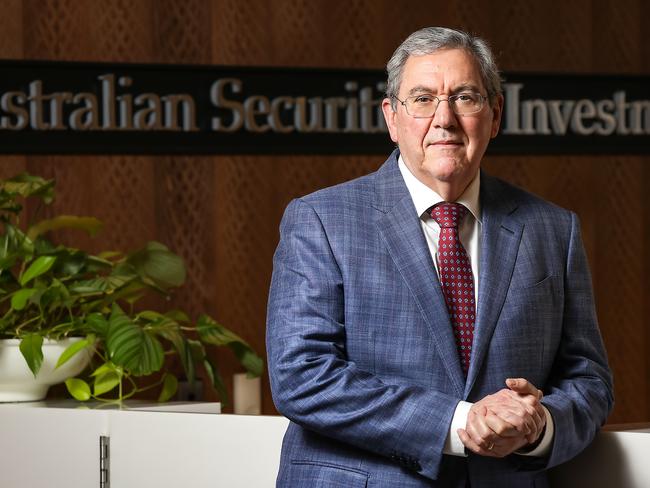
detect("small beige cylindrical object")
[233,373,261,415]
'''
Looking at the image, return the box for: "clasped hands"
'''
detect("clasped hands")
[457,378,546,458]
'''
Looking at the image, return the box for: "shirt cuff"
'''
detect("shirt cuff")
[443,400,472,457]
[516,405,555,457]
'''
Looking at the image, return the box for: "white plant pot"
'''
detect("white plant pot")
[0,338,91,402]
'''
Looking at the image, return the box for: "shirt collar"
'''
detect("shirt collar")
[398,155,482,223]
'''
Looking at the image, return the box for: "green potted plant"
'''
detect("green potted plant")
[0,172,263,403]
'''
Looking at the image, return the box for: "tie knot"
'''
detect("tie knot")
[430,202,468,228]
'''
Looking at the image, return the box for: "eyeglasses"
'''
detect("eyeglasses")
[393,92,487,117]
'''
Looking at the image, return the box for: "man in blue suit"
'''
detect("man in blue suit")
[266,27,613,487]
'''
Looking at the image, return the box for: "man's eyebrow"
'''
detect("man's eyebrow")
[452,83,482,93]
[406,83,483,96]
[406,85,435,96]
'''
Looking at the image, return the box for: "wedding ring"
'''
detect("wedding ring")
[487,442,494,451]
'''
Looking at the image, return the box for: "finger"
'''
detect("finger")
[485,389,538,411]
[458,428,498,458]
[459,428,522,458]
[465,410,498,449]
[516,400,545,433]
[507,403,544,444]
[493,409,534,436]
[532,404,546,431]
[473,390,542,438]
[486,401,535,435]
[495,390,545,435]
[528,405,547,442]
[483,410,523,438]
[473,403,489,417]
[506,378,542,400]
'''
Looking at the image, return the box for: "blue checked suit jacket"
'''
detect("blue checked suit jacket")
[266,150,613,487]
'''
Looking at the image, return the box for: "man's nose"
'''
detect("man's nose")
[431,99,457,129]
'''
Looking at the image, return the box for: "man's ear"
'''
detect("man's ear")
[490,93,504,138]
[382,98,399,143]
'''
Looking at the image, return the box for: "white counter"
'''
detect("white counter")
[1,401,647,487]
[550,424,650,487]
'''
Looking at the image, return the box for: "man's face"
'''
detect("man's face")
[382,48,503,198]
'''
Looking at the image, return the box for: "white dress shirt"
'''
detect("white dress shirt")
[398,156,553,458]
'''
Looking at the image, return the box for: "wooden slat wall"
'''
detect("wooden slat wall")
[0,0,648,422]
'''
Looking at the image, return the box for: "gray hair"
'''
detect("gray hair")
[386,27,502,110]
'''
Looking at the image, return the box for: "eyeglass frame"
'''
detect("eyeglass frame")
[391,92,489,118]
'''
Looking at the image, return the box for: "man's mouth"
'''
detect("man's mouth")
[429,140,463,146]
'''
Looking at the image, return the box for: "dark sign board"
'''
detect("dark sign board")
[0,59,648,155]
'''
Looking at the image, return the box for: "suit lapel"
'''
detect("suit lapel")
[464,174,523,397]
[374,153,465,397]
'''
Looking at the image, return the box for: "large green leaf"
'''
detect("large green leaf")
[27,215,103,241]
[19,334,44,377]
[85,313,109,336]
[126,241,186,289]
[230,343,264,378]
[39,278,71,311]
[196,315,246,346]
[93,370,121,396]
[10,287,37,310]
[53,250,89,277]
[20,255,56,286]
[2,173,55,204]
[65,378,91,401]
[196,315,264,377]
[203,356,229,405]
[55,336,93,369]
[137,310,166,322]
[165,309,190,323]
[106,305,164,376]
[32,236,57,255]
[158,373,178,402]
[158,326,195,383]
[0,254,16,271]
[91,363,116,377]
[84,254,115,271]
[2,224,34,258]
[69,274,136,295]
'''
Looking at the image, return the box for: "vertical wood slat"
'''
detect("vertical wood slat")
[0,0,23,58]
[594,158,646,421]
[1,0,648,420]
[22,0,93,61]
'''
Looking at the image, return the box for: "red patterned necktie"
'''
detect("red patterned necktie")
[430,202,475,375]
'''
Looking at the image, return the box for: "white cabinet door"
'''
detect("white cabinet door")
[109,412,288,488]
[0,405,108,488]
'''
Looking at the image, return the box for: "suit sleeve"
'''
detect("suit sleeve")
[266,198,459,480]
[531,211,614,469]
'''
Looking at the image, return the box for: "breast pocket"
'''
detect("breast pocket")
[491,274,563,379]
[506,272,562,318]
[284,460,369,488]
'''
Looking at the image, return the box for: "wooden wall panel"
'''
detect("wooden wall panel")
[93,0,155,63]
[594,158,646,420]
[23,0,92,61]
[93,158,158,252]
[155,0,211,64]
[593,0,643,73]
[0,0,23,58]
[268,0,329,67]
[0,0,648,421]
[211,0,273,66]
[0,158,27,181]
